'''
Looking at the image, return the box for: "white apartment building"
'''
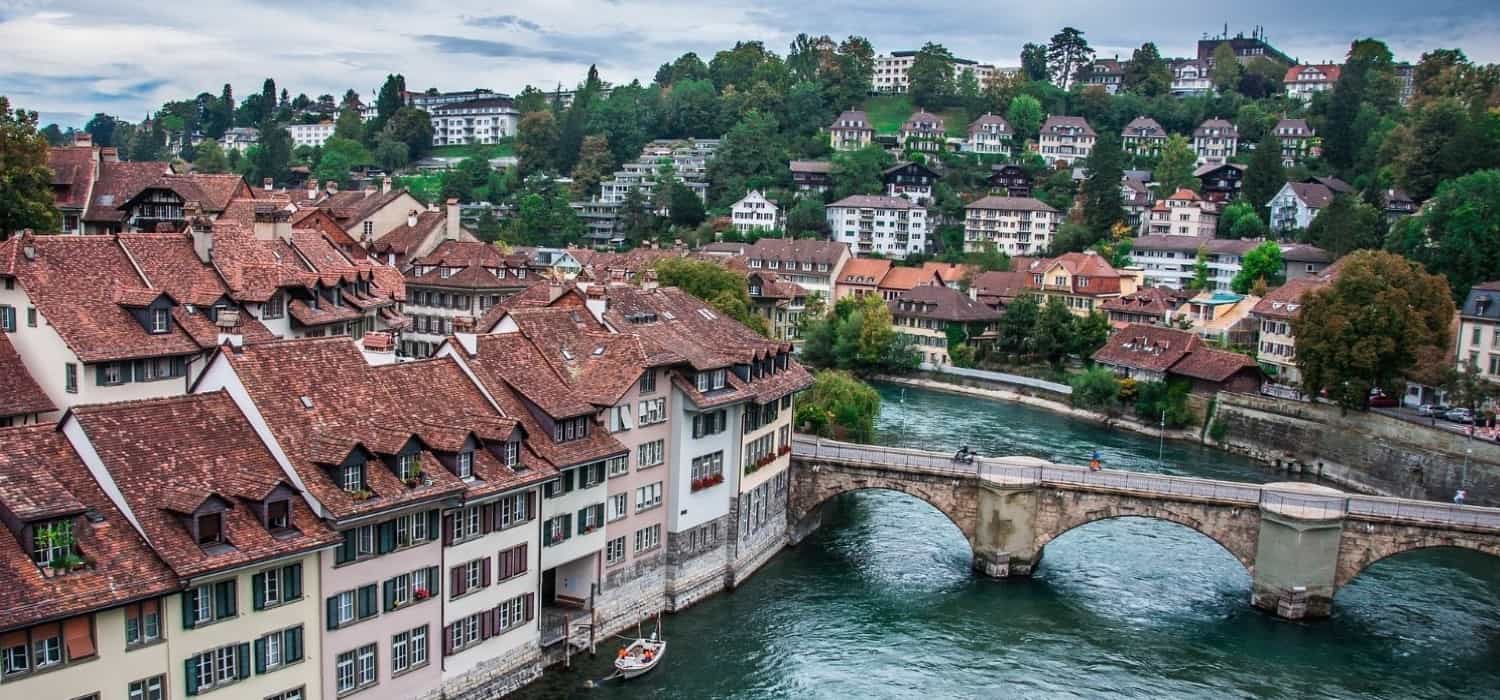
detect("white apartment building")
[828,111,874,151]
[427,98,519,147]
[873,51,999,93]
[288,121,335,148]
[826,195,928,259]
[731,190,782,234]
[964,114,1012,155]
[1285,64,1341,102]
[1193,118,1239,167]
[1122,116,1169,155]
[599,139,718,206]
[1038,116,1095,167]
[962,196,1060,255]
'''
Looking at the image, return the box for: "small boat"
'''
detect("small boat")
[613,633,666,679]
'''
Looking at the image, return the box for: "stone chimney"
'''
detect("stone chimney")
[452,316,476,333]
[407,210,418,229]
[306,178,319,198]
[444,198,461,240]
[100,147,119,163]
[326,180,339,195]
[262,177,274,191]
[186,201,213,263]
[72,133,92,147]
[382,176,393,194]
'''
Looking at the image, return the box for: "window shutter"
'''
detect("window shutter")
[255,637,267,674]
[252,572,266,610]
[577,507,587,531]
[286,627,303,663]
[326,596,340,630]
[491,502,503,531]
[480,504,494,535]
[185,657,200,696]
[594,504,604,526]
[443,513,454,546]
[481,609,495,639]
[236,642,251,679]
[563,470,574,492]
[427,566,441,597]
[182,589,198,629]
[132,360,145,383]
[95,364,107,386]
[480,558,492,587]
[451,566,466,597]
[378,521,396,553]
[172,356,187,377]
[427,509,441,541]
[563,513,572,540]
[214,581,235,618]
[358,584,376,618]
[519,543,528,575]
[337,533,356,564]
[442,625,455,656]
[523,593,535,622]
[383,579,396,612]
[284,563,302,600]
[526,491,536,521]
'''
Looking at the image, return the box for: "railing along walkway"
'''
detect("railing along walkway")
[790,434,1500,532]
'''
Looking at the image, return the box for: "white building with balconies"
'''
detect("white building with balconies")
[826,195,928,259]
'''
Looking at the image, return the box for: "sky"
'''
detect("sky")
[5,0,1500,128]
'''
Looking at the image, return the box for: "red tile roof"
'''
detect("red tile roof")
[69,392,341,578]
[1092,324,1202,373]
[838,257,892,285]
[0,426,178,631]
[407,240,533,290]
[1171,345,1261,382]
[83,160,173,223]
[879,265,943,292]
[889,284,1003,323]
[47,146,97,210]
[0,333,53,418]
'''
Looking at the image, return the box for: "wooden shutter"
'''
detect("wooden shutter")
[480,503,494,535]
[62,616,94,660]
[286,626,303,663]
[251,572,266,610]
[480,558,491,587]
[254,637,268,673]
[427,509,441,541]
[236,642,251,679]
[427,566,441,597]
[337,532,356,564]
[214,580,236,618]
[182,589,198,629]
[451,565,466,597]
[357,584,374,619]
[523,593,535,622]
[383,579,396,612]
[563,513,572,540]
[481,610,495,639]
[378,521,396,553]
[442,624,455,656]
[518,543,528,575]
[525,491,536,521]
[442,513,455,546]
[326,596,340,630]
[284,563,302,600]
[185,657,200,696]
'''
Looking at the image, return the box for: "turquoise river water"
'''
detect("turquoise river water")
[514,382,1500,699]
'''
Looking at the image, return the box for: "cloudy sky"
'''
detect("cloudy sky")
[5,0,1500,128]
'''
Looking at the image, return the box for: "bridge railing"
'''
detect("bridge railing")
[1346,494,1500,530]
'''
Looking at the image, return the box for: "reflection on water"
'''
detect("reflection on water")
[513,384,1500,699]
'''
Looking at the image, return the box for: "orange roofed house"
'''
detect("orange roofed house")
[1025,251,1140,317]
[1092,323,1263,394]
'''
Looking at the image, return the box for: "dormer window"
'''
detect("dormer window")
[341,461,367,493]
[501,441,519,467]
[196,512,223,545]
[456,451,474,480]
[396,452,420,480]
[31,519,74,567]
[150,308,170,334]
[267,499,291,530]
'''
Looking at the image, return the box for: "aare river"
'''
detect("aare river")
[515,382,1500,699]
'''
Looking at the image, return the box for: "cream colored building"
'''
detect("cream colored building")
[962,196,1060,255]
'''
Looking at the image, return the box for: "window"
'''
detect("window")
[552,416,589,443]
[65,362,77,394]
[496,492,531,530]
[336,643,377,694]
[266,689,305,700]
[189,643,246,694]
[263,292,284,319]
[638,439,665,468]
[451,505,482,542]
[150,308,170,333]
[456,451,474,479]
[464,559,486,592]
[495,594,529,634]
[0,305,13,332]
[637,398,666,425]
[326,584,376,629]
[691,452,724,491]
[576,503,604,533]
[391,625,428,675]
[448,613,483,654]
[267,499,291,530]
[185,580,237,628]
[26,306,36,327]
[341,462,366,493]
[31,518,73,566]
[695,369,727,392]
[496,543,528,581]
[196,512,223,545]
[543,514,571,546]
[691,410,728,438]
[357,644,376,687]
[639,370,656,394]
[636,482,662,511]
[500,440,520,467]
[128,675,165,700]
[363,221,374,237]
[254,563,302,610]
[124,599,163,647]
[578,461,606,488]
[607,493,628,522]
[634,524,661,553]
[607,455,629,477]
[254,626,302,674]
[606,536,626,565]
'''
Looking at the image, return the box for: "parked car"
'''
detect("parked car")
[1368,391,1399,408]
[1444,407,1476,423]
[1419,404,1452,417]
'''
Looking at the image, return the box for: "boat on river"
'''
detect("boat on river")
[613,633,665,679]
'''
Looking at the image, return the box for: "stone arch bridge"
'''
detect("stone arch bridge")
[788,436,1500,619]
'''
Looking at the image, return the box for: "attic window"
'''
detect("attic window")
[697,308,717,320]
[31,519,75,567]
[196,512,223,546]
[592,345,604,356]
[661,311,675,320]
[341,461,366,493]
[561,348,575,361]
[150,308,170,334]
[266,499,291,530]
[457,451,474,479]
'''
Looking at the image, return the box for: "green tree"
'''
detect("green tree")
[1020,43,1050,83]
[1070,366,1121,411]
[1301,194,1383,257]
[617,187,660,245]
[1046,27,1095,90]
[127,119,165,162]
[374,137,409,174]
[1243,131,1286,220]
[998,293,1040,354]
[1080,132,1126,240]
[786,197,830,238]
[908,42,957,109]
[1124,43,1172,97]
[249,123,292,185]
[587,81,657,166]
[1217,200,1268,239]
[312,137,370,186]
[1152,134,1197,197]
[39,123,65,146]
[1069,311,1111,358]
[473,209,503,243]
[333,107,364,141]
[1210,43,1242,93]
[667,181,706,228]
[1232,241,1285,293]
[514,86,549,115]
[570,134,613,198]
[515,110,559,175]
[664,79,720,138]
[1295,250,1454,410]
[795,370,881,441]
[0,97,61,235]
[655,257,768,335]
[1134,379,1195,428]
[192,138,229,173]
[84,113,119,147]
[1006,94,1045,146]
[706,110,786,207]
[1031,296,1075,367]
[381,107,433,161]
[557,64,604,171]
[1323,39,1396,171]
[1187,246,1211,291]
[1386,170,1500,299]
[830,144,894,199]
[371,74,407,134]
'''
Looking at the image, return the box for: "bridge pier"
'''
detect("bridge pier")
[1248,488,1344,620]
[973,482,1041,578]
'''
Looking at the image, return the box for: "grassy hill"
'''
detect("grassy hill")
[429,139,515,159]
[859,95,970,137]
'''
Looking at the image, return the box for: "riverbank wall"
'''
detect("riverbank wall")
[879,369,1500,507]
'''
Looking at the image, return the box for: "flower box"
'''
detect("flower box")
[414,588,430,600]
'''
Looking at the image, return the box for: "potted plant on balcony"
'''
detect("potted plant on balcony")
[414,587,430,601]
[403,471,424,488]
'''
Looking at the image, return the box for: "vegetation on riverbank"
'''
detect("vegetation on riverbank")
[796,370,882,441]
[1069,369,1197,428]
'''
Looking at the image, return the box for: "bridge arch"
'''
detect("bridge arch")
[1034,492,1259,571]
[788,461,980,545]
[1336,521,1500,590]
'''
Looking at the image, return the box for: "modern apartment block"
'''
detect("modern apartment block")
[826,195,929,259]
[872,51,1003,93]
[962,196,1060,255]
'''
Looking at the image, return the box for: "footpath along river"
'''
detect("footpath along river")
[514,382,1500,699]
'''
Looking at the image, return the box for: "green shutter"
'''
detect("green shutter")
[286,626,303,663]
[254,637,267,674]
[182,589,198,629]
[215,580,237,617]
[236,642,251,680]
[251,572,265,611]
[563,513,572,540]
[95,364,108,386]
[286,562,303,599]
[427,509,440,541]
[326,596,340,630]
[377,521,396,554]
[427,566,441,597]
[358,584,376,619]
[337,532,356,564]
[383,579,396,612]
[563,470,574,492]
[185,656,199,696]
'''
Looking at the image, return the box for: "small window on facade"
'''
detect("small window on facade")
[342,462,365,493]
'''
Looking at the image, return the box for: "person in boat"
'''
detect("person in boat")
[618,646,628,659]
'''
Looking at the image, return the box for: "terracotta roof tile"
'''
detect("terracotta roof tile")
[1092,324,1203,373]
[0,333,53,418]
[47,146,97,210]
[83,161,173,223]
[879,266,942,291]
[838,257,892,285]
[889,284,1003,323]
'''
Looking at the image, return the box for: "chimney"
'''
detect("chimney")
[326,180,338,194]
[382,176,393,194]
[444,198,461,240]
[186,201,213,263]
[73,133,93,147]
[427,201,438,213]
[262,177,274,192]
[407,210,418,229]
[452,315,476,333]
[100,147,119,163]
[307,178,319,197]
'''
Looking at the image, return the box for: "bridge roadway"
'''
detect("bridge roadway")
[787,434,1500,619]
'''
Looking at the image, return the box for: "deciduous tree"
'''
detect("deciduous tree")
[1300,194,1383,257]
[515,110,559,175]
[1046,27,1095,90]
[1243,131,1286,220]
[1386,169,1500,299]
[1231,241,1284,293]
[1124,43,1172,97]
[0,97,60,235]
[569,134,613,198]
[1152,134,1198,198]
[795,370,881,441]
